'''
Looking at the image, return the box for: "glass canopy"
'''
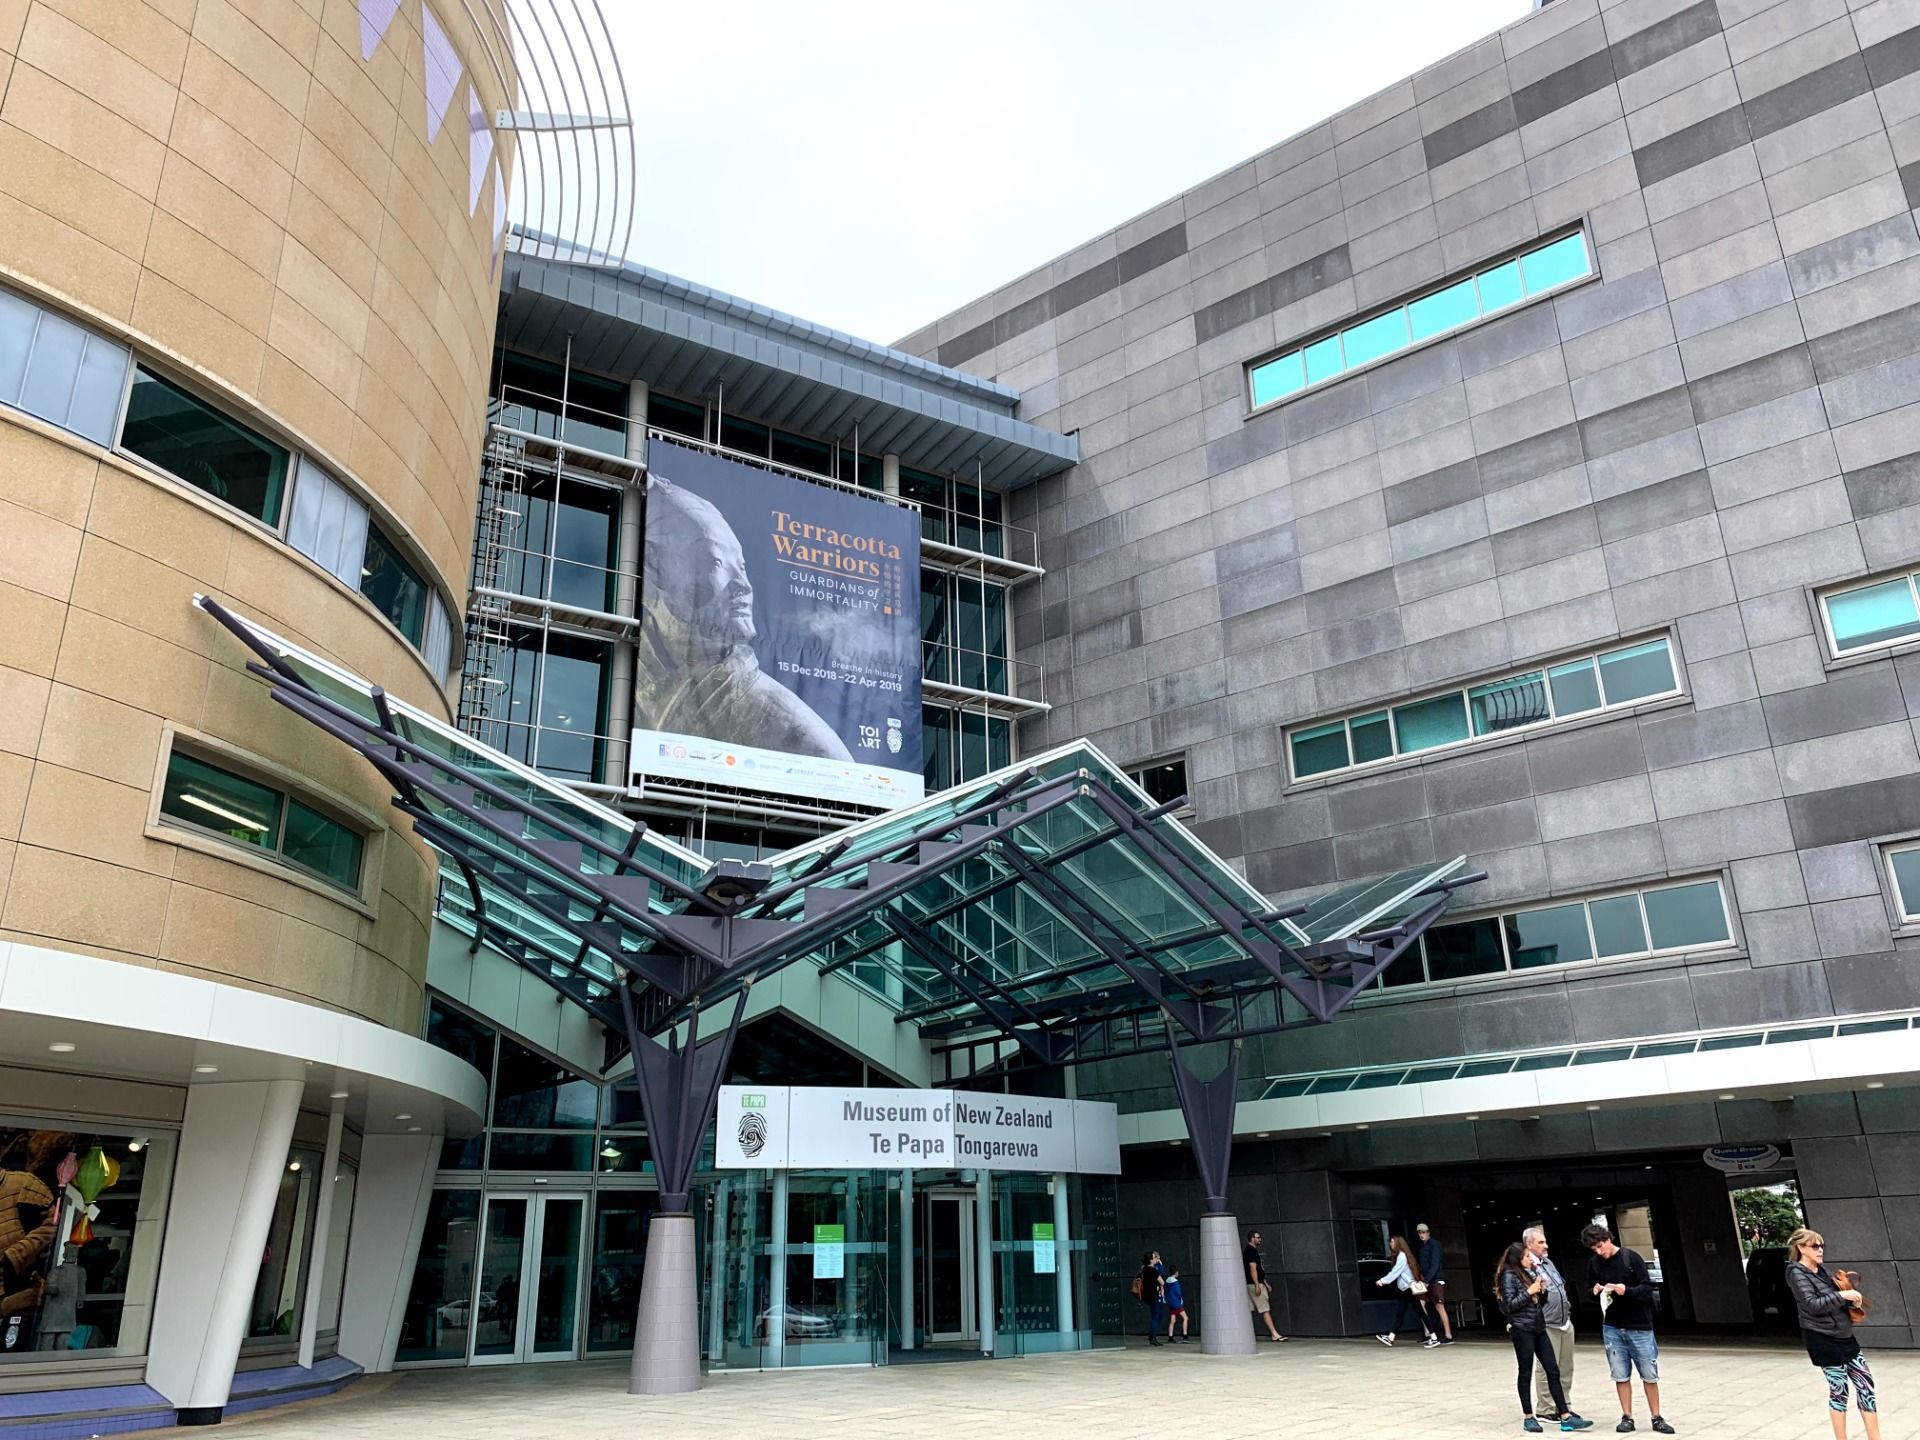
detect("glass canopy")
[197,597,1474,1065]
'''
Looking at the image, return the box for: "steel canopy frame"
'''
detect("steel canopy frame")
[196,595,1484,1373]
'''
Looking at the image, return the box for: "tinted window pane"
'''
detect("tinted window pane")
[1291,720,1350,776]
[1424,917,1506,980]
[161,752,281,850]
[491,1037,597,1128]
[1589,894,1648,957]
[1892,849,1920,919]
[1251,351,1305,407]
[1469,672,1548,734]
[1132,760,1188,808]
[1408,279,1480,340]
[1506,902,1594,969]
[1350,710,1393,764]
[1341,308,1412,368]
[1827,578,1920,651]
[68,335,131,445]
[1477,260,1524,312]
[1392,691,1469,753]
[1643,881,1730,951]
[486,1133,594,1171]
[362,524,429,644]
[282,797,363,888]
[1548,658,1602,715]
[0,289,33,400]
[396,1190,481,1362]
[1597,639,1676,704]
[1303,335,1343,385]
[18,308,84,425]
[121,368,288,523]
[1521,233,1591,294]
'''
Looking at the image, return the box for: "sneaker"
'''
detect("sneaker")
[1617,1420,1635,1433]
[1650,1419,1674,1435]
[1562,1419,1594,1433]
[1423,1335,1441,1348]
[1440,1336,1456,1345]
[1524,1421,1544,1434]
[1376,1333,1394,1346]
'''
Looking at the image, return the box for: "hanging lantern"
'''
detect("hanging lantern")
[100,1153,120,1191]
[68,1214,93,1244]
[73,1146,109,1205]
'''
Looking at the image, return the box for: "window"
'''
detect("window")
[1889,844,1920,922]
[1378,878,1733,989]
[922,572,1012,695]
[463,625,611,783]
[1249,230,1594,408]
[361,523,429,646]
[159,749,365,891]
[1126,757,1190,810]
[0,287,131,445]
[1288,635,1680,781]
[922,704,1010,792]
[1822,570,1920,656]
[286,459,369,589]
[119,366,289,525]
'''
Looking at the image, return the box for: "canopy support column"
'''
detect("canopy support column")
[623,985,748,1395]
[1168,1035,1254,1356]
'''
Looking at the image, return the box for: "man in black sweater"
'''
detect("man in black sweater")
[1581,1224,1673,1435]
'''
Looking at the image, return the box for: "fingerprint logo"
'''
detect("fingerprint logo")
[737,1111,767,1158]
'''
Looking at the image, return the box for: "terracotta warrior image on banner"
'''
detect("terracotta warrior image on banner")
[634,439,924,809]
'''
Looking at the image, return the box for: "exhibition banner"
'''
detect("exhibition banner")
[714,1085,1122,1175]
[633,439,924,809]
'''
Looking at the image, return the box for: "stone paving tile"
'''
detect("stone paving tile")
[221,1340,1920,1440]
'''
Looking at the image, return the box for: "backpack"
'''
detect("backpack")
[1129,1275,1142,1299]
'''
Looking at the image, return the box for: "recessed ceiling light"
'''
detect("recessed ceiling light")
[1868,1081,1886,1089]
[288,1160,302,1172]
[394,1113,412,1121]
[329,1090,350,1100]
[1718,1093,1736,1101]
[1466,1114,1480,1121]
[407,1125,422,1133]
[1257,1132,1271,1138]
[1585,1104,1600,1111]
[194,1064,219,1075]
[1355,1124,1369,1131]
[47,1042,76,1054]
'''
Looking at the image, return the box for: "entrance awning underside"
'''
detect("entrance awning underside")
[197,598,1480,1079]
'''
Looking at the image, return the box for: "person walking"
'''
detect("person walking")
[1525,1225,1577,1422]
[1785,1227,1883,1440]
[1135,1251,1165,1346]
[1164,1263,1190,1344]
[1374,1234,1436,1347]
[1416,1222,1454,1344]
[1498,1241,1593,1434]
[1243,1231,1288,1342]
[1582,1223,1672,1434]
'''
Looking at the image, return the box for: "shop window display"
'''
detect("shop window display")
[0,1126,153,1359]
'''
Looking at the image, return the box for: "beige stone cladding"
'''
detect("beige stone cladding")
[0,0,517,1030]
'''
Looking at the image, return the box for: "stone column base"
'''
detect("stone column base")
[1199,1212,1257,1356]
[629,1213,700,1394]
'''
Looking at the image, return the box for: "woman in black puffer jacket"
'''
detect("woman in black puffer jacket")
[1496,1241,1591,1434]
[1785,1227,1884,1440]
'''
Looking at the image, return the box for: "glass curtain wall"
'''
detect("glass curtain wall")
[465,625,613,786]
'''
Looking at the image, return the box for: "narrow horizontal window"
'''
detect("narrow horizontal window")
[1248,231,1593,409]
[1822,572,1920,656]
[1287,635,1680,782]
[120,366,289,525]
[0,286,131,446]
[1386,877,1734,990]
[1885,844,1920,922]
[160,749,364,891]
[287,459,370,589]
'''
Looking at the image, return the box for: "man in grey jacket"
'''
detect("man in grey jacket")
[1526,1225,1576,1420]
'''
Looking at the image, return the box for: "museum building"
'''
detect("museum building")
[10,0,1920,1429]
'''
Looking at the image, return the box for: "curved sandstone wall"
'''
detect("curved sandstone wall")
[0,0,515,1029]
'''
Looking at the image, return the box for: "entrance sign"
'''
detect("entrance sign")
[813,1223,845,1279]
[632,439,924,809]
[1703,1143,1780,1174]
[716,1086,1121,1174]
[1032,1222,1056,1274]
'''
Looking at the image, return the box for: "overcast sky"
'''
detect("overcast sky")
[602,1,1530,346]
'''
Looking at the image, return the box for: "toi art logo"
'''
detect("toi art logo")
[736,1110,768,1158]
[886,716,903,754]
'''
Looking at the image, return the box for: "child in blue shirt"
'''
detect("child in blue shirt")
[1164,1265,1189,1344]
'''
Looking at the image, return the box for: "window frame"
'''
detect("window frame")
[1886,841,1920,924]
[1124,755,1192,815]
[1246,229,1597,414]
[116,362,294,530]
[148,728,384,912]
[1817,568,1920,661]
[1285,635,1684,784]
[1379,876,1736,992]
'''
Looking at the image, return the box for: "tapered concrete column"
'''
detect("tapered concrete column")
[974,1170,994,1355]
[1199,1214,1256,1355]
[145,1078,302,1424]
[630,1213,700,1393]
[1052,1174,1074,1341]
[898,1170,915,1350]
[334,1133,438,1373]
[882,453,900,497]
[296,1103,345,1368]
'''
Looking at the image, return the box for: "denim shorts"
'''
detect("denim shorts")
[1603,1324,1659,1382]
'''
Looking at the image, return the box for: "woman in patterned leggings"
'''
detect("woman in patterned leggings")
[1785,1227,1884,1440]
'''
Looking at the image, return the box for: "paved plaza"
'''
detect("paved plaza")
[221,1340,1920,1440]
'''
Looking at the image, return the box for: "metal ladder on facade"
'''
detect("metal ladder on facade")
[458,411,533,744]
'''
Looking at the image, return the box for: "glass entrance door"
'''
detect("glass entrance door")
[924,1193,976,1342]
[470,1193,587,1364]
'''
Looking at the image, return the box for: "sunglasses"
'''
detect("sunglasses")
[1808,1242,1825,1249]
